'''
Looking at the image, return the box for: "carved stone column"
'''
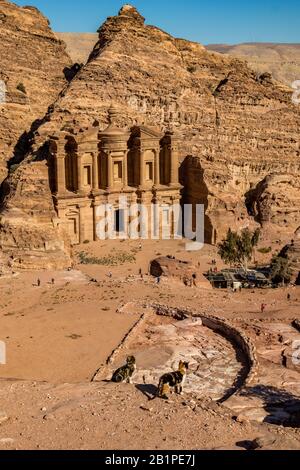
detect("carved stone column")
[170,143,179,185]
[154,148,160,186]
[92,153,99,190]
[140,150,145,187]
[77,155,83,192]
[162,131,179,186]
[107,152,113,189]
[56,155,66,194]
[123,151,128,188]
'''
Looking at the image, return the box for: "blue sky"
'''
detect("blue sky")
[14,0,300,44]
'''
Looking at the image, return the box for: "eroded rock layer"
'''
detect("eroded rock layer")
[0,161,71,270]
[0,0,71,183]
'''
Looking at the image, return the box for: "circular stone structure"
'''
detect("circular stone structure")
[105,312,250,402]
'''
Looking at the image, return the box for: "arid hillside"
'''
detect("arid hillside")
[56,32,98,64]
[207,43,300,87]
[57,32,300,87]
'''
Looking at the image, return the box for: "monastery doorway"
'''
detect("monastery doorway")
[114,209,125,233]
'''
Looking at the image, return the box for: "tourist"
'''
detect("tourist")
[51,278,55,285]
[37,279,41,287]
[287,293,291,301]
[157,276,161,285]
[261,303,266,314]
[192,273,197,287]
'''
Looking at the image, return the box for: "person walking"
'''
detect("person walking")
[261,303,266,314]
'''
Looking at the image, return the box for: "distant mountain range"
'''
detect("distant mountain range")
[57,33,300,87]
[206,43,300,87]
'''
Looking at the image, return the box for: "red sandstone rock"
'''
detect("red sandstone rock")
[1,3,300,268]
[0,0,71,183]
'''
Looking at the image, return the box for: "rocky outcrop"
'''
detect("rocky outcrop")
[0,161,71,271]
[0,0,71,183]
[246,174,300,234]
[278,240,300,285]
[150,256,212,289]
[1,3,300,268]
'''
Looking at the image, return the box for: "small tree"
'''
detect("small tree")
[270,255,292,286]
[218,228,239,267]
[218,227,261,271]
[16,82,26,94]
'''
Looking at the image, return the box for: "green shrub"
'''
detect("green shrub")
[16,82,26,94]
[270,255,292,285]
[258,247,272,254]
[9,164,20,173]
[78,251,136,266]
[187,65,197,73]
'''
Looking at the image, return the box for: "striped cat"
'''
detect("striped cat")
[111,356,136,384]
[157,361,189,399]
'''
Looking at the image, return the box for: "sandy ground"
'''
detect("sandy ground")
[0,380,299,451]
[0,239,299,449]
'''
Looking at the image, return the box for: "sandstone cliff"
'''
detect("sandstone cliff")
[0,0,72,270]
[1,4,300,269]
[57,34,300,89]
[0,0,71,183]
[0,161,71,270]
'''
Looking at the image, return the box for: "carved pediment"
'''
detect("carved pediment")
[131,125,162,140]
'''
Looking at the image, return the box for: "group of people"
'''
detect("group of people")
[35,278,55,287]
[183,273,197,288]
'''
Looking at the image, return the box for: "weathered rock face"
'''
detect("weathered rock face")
[279,240,300,284]
[246,174,300,235]
[1,3,300,269]
[38,4,300,242]
[0,0,71,183]
[0,162,72,271]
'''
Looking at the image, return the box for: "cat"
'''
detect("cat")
[157,361,189,400]
[111,356,136,384]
